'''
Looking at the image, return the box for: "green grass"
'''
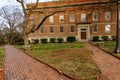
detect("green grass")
[15,43,100,80]
[0,47,4,68]
[91,41,120,58]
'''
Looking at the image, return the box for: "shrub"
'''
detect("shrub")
[16,41,24,45]
[50,38,56,43]
[101,36,109,41]
[67,36,76,42]
[34,39,39,44]
[112,36,116,41]
[15,39,24,45]
[41,38,48,43]
[93,36,99,42]
[0,37,4,45]
[57,38,64,43]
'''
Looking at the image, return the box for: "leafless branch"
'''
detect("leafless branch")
[26,10,65,34]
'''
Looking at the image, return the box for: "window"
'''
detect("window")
[93,25,98,33]
[81,13,86,21]
[70,26,74,32]
[70,13,75,22]
[105,25,110,32]
[40,15,44,22]
[105,11,111,20]
[49,16,54,23]
[30,16,35,24]
[93,12,98,21]
[50,26,54,33]
[60,26,64,33]
[59,14,64,22]
[40,26,44,33]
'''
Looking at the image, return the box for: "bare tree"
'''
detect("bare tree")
[0,6,24,44]
[16,0,70,49]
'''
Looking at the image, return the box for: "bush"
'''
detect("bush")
[0,37,4,45]
[15,39,24,45]
[67,36,76,42]
[34,39,39,44]
[57,38,64,43]
[16,41,24,45]
[101,36,109,41]
[112,36,116,41]
[50,38,56,43]
[41,38,48,43]
[93,36,99,42]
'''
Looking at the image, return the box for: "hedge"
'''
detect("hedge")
[67,36,76,42]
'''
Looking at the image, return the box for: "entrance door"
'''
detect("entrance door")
[81,32,86,39]
[81,28,87,40]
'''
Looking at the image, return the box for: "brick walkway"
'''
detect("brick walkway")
[4,46,71,80]
[85,43,120,80]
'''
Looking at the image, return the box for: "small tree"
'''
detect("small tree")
[16,0,70,50]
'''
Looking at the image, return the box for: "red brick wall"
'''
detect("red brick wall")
[28,0,117,41]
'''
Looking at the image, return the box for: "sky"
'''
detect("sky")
[0,0,53,8]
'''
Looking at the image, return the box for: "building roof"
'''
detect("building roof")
[27,0,114,10]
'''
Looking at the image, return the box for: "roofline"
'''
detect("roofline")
[26,1,117,10]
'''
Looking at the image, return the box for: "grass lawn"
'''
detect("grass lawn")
[16,43,100,80]
[91,41,120,58]
[0,47,4,68]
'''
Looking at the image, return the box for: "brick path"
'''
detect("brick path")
[85,43,120,80]
[4,46,71,80]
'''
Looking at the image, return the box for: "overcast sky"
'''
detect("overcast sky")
[0,0,53,8]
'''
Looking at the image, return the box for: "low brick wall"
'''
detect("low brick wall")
[0,69,3,80]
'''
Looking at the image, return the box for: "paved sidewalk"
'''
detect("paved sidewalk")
[85,43,120,80]
[4,46,71,80]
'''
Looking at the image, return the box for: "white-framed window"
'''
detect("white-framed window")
[81,13,86,21]
[70,13,75,22]
[60,26,64,33]
[40,26,44,33]
[50,26,54,33]
[40,15,44,22]
[30,16,35,24]
[105,11,111,20]
[105,25,111,32]
[93,12,98,21]
[49,15,54,23]
[93,25,98,33]
[59,14,64,22]
[70,26,74,32]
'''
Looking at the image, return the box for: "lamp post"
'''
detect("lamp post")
[114,0,120,53]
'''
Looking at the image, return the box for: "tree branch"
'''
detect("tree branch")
[26,10,65,35]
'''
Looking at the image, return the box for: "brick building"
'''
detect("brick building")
[28,0,117,43]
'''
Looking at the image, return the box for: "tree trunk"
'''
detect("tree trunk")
[24,25,29,50]
[24,32,29,50]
